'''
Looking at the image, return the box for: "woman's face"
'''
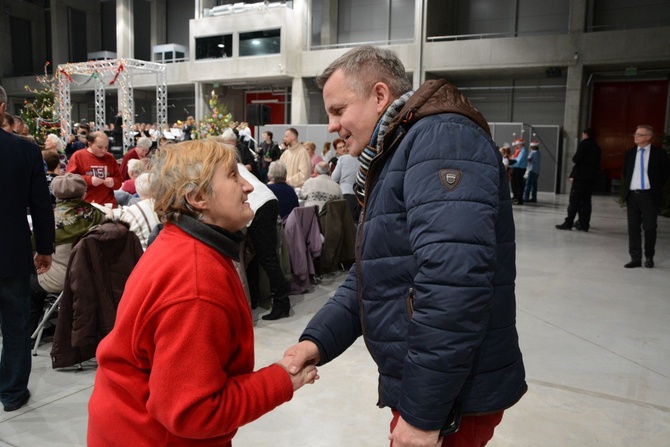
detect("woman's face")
[200,162,254,232]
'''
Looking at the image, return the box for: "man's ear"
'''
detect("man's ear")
[373,82,392,114]
[185,190,209,213]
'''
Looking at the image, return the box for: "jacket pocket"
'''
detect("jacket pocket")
[405,287,416,320]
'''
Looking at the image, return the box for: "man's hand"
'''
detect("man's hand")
[103,177,115,188]
[389,416,441,447]
[285,340,320,375]
[90,176,104,187]
[276,354,319,391]
[34,254,52,275]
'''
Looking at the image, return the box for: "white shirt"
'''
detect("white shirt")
[237,163,277,226]
[630,145,651,191]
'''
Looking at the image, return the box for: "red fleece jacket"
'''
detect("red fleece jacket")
[88,223,293,446]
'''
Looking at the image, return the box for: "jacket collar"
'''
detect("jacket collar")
[173,215,243,261]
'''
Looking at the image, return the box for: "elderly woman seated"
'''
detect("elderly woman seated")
[266,160,299,219]
[119,172,160,250]
[30,173,106,332]
[87,139,317,446]
[299,161,343,212]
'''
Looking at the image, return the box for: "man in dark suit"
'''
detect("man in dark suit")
[556,128,602,231]
[622,125,669,268]
[0,86,55,411]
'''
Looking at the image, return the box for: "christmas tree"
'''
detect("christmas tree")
[196,90,233,139]
[21,62,60,146]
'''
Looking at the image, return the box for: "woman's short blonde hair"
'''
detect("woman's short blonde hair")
[127,159,145,177]
[151,139,237,222]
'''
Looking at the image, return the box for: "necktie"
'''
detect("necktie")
[640,148,645,190]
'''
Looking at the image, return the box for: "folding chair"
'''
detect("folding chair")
[31,291,63,356]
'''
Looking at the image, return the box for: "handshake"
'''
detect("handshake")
[275,340,321,392]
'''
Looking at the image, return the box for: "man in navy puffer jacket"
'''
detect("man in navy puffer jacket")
[286,46,526,447]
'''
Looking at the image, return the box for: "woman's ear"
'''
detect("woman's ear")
[185,190,208,213]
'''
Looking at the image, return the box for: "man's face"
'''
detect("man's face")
[335,140,347,156]
[633,128,652,147]
[323,69,384,157]
[263,132,271,143]
[284,130,297,147]
[87,135,109,158]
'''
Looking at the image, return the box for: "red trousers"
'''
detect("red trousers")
[390,409,504,447]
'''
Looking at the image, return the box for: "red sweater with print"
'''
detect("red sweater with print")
[88,223,294,446]
[66,149,123,207]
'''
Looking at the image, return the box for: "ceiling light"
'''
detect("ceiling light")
[252,40,260,45]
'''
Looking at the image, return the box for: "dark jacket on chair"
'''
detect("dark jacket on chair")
[318,200,356,272]
[51,220,143,368]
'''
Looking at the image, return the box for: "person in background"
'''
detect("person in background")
[121,159,145,196]
[0,85,55,412]
[299,161,343,212]
[182,115,196,141]
[279,128,311,188]
[1,111,14,132]
[556,128,602,232]
[235,163,292,321]
[321,141,335,163]
[120,136,152,181]
[66,131,123,207]
[509,136,528,205]
[30,173,105,333]
[12,115,29,136]
[284,46,526,447]
[119,173,160,251]
[65,123,90,157]
[621,125,669,268]
[303,141,323,177]
[267,161,299,220]
[258,131,281,183]
[331,149,361,223]
[523,139,541,203]
[327,137,347,174]
[42,150,61,206]
[87,139,318,446]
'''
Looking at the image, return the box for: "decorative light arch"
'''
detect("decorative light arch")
[57,58,167,151]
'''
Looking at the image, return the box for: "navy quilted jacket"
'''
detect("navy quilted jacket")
[301,80,526,431]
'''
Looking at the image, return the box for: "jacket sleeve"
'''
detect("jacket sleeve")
[397,118,499,431]
[144,300,294,439]
[300,264,362,364]
[28,143,56,255]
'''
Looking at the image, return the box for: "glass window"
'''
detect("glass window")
[239,29,281,57]
[195,35,233,60]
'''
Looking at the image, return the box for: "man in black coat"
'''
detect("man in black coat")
[556,128,601,231]
[0,86,55,411]
[622,125,669,268]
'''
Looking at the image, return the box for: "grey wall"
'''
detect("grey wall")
[337,0,414,44]
[167,0,193,47]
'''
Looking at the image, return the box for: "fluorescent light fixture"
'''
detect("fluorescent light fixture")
[218,43,225,48]
[252,39,260,45]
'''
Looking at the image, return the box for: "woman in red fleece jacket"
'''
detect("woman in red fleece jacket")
[88,140,318,446]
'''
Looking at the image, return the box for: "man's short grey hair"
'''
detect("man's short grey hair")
[315,161,330,175]
[221,128,237,143]
[316,45,412,98]
[0,86,6,105]
[268,161,287,183]
[137,136,152,149]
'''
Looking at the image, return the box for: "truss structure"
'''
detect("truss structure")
[57,59,167,151]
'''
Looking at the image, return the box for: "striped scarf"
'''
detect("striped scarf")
[353,91,413,205]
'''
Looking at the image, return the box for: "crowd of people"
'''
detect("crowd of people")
[1,43,667,447]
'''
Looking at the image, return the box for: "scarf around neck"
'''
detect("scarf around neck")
[173,214,243,261]
[353,91,414,206]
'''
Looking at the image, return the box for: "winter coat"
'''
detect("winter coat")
[301,79,526,431]
[51,220,143,368]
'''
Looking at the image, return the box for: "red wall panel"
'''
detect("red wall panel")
[591,80,668,179]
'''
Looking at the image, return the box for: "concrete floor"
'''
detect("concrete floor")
[1,192,669,446]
